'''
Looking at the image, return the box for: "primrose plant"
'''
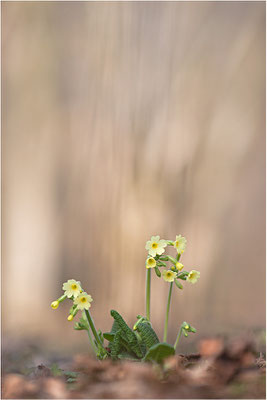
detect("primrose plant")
[51,234,200,364]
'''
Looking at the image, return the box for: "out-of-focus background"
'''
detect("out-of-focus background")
[2,1,265,356]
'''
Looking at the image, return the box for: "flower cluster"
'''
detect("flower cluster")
[145,234,200,287]
[51,279,93,321]
[50,234,200,362]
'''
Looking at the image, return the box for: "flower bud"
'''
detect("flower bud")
[51,301,59,309]
[176,262,184,271]
[67,314,74,321]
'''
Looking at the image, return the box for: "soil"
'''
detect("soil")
[2,336,266,399]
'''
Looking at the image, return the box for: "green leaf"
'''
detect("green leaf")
[143,342,175,364]
[110,310,143,358]
[103,332,115,342]
[136,322,159,349]
[118,352,140,361]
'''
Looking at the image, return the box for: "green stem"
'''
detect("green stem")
[86,327,98,355]
[163,282,173,342]
[174,326,183,350]
[146,268,151,321]
[85,309,103,348]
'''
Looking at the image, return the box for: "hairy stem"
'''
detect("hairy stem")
[85,309,103,348]
[86,326,98,355]
[146,268,151,321]
[163,282,173,342]
[174,326,182,350]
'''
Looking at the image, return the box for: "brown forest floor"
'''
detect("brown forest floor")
[2,336,266,399]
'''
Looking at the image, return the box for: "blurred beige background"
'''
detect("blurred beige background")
[2,1,265,353]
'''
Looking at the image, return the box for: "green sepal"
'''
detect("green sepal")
[57,294,67,303]
[158,256,169,261]
[157,261,167,267]
[181,321,196,334]
[174,279,183,290]
[168,256,178,266]
[177,271,189,280]
[154,266,161,277]
[74,315,89,331]
[166,241,174,246]
[143,342,175,364]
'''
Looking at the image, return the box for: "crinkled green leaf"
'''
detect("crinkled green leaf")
[103,332,115,342]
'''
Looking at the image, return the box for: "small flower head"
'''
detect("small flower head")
[174,235,187,255]
[145,235,167,257]
[146,257,156,269]
[182,321,196,334]
[51,300,59,310]
[187,270,200,284]
[162,269,177,282]
[176,262,184,271]
[62,279,82,298]
[67,314,74,321]
[74,292,93,310]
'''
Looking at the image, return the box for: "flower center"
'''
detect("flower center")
[152,243,158,249]
[175,240,179,247]
[81,297,86,303]
[167,272,172,277]
[71,284,77,290]
[148,258,154,264]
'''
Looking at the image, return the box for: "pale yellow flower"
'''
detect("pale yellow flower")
[162,270,177,282]
[187,270,200,284]
[146,257,156,269]
[74,292,93,310]
[174,235,187,254]
[145,235,167,257]
[176,262,184,271]
[62,279,82,298]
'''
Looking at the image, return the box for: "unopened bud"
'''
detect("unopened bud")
[67,314,74,321]
[51,301,59,310]
[176,262,184,271]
